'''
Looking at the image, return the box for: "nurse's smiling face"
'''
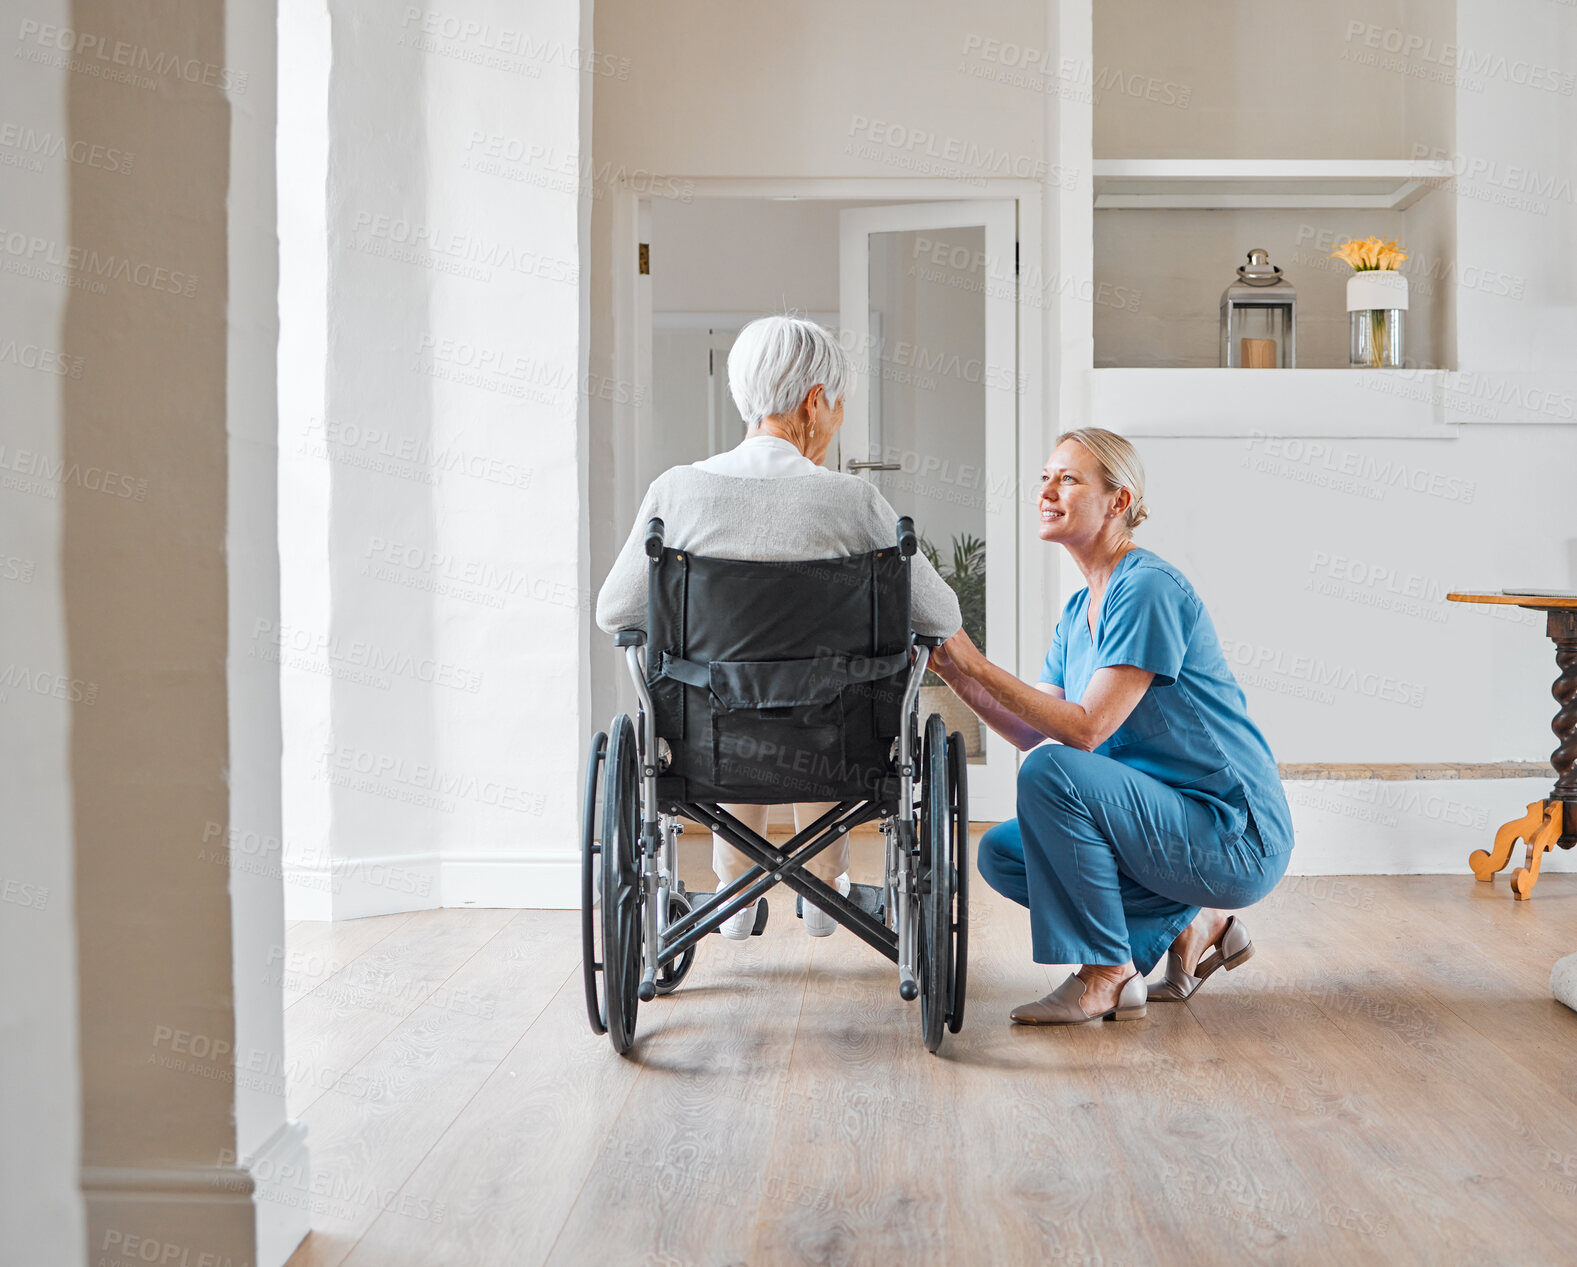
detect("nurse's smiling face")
[1038,439,1130,547]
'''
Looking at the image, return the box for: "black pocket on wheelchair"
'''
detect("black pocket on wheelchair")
[709,658,847,797]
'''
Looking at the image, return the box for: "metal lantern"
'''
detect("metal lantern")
[1220,248,1296,369]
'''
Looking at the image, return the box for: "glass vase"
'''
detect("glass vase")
[1349,308,1404,368]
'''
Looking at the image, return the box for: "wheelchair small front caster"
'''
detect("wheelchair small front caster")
[653,891,698,996]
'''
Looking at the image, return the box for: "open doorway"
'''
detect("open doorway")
[635,192,1024,819]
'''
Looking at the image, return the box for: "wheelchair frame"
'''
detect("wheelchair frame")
[581,516,969,1055]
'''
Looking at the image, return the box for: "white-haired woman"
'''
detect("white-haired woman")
[596,316,962,939]
[930,428,1294,1024]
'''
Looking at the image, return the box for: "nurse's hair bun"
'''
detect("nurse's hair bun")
[1057,426,1149,535]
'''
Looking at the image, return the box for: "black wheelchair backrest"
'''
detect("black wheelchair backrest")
[643,523,915,805]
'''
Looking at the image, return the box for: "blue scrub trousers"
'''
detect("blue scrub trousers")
[979,744,1289,974]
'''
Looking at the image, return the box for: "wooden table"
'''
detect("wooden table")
[1446,591,1577,898]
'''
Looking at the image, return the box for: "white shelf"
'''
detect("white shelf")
[1088,368,1456,438]
[1093,160,1454,211]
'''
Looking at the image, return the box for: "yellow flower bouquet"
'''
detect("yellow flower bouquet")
[1332,237,1409,367]
[1330,236,1408,272]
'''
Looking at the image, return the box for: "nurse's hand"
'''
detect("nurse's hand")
[936,629,983,678]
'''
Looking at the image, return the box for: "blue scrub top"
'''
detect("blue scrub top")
[1039,548,1294,856]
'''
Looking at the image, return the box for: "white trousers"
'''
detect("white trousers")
[712,801,848,887]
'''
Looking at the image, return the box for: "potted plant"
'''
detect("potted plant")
[918,533,986,757]
[1331,237,1409,368]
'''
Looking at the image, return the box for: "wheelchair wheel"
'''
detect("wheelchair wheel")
[580,731,609,1036]
[946,730,970,1035]
[601,715,643,1055]
[653,889,697,996]
[917,713,952,1053]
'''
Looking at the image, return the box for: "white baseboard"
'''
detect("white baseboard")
[284,852,442,921]
[441,850,580,908]
[282,872,333,921]
[280,779,1576,917]
[80,1120,309,1267]
[284,851,580,916]
[247,1121,313,1267]
[1281,777,1577,875]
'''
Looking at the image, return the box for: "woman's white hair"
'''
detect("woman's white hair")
[727,315,853,425]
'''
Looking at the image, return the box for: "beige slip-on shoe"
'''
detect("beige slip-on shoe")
[1011,971,1148,1025]
[1148,915,1254,1002]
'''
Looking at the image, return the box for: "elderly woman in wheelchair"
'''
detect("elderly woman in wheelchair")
[587,316,967,1053]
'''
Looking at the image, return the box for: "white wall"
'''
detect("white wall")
[1092,0,1460,370]
[1112,0,1577,775]
[1094,205,1459,369]
[277,0,335,919]
[1141,428,1577,766]
[1455,0,1577,379]
[1093,0,1455,159]
[589,0,1577,879]
[228,3,307,1259]
[1082,0,1577,879]
[5,0,307,1260]
[650,197,849,313]
[646,200,990,552]
[589,0,1053,733]
[594,0,1047,177]
[278,0,594,914]
[645,197,848,478]
[0,0,85,1257]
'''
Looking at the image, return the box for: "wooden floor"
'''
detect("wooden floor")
[280,841,1577,1267]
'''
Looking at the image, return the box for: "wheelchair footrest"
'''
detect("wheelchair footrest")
[796,882,884,924]
[685,893,771,935]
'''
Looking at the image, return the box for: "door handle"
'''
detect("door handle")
[846,460,902,472]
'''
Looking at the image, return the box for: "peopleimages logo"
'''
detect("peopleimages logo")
[349,211,577,284]
[0,226,198,297]
[15,19,250,93]
[0,443,148,500]
[0,122,133,174]
[318,741,547,815]
[250,618,484,693]
[845,115,1077,185]
[0,338,84,377]
[1242,434,1477,504]
[399,6,630,79]
[1342,21,1575,95]
[1408,143,1577,207]
[1218,638,1426,709]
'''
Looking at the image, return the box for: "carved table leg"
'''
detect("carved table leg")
[1472,800,1548,882]
[1510,801,1563,900]
[1549,610,1577,849]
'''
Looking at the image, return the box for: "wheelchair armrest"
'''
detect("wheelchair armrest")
[614,629,647,648]
[914,634,946,648]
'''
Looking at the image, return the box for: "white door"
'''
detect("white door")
[651,312,841,463]
[650,324,747,467]
[839,201,1019,821]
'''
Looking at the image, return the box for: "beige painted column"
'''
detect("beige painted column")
[47,1,306,1263]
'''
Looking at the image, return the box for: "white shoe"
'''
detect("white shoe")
[803,874,851,938]
[720,898,761,941]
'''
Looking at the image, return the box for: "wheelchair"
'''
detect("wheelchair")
[581,515,969,1055]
